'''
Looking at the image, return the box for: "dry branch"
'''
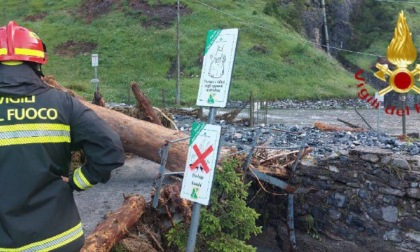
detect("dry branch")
[80,195,146,252]
[337,118,362,129]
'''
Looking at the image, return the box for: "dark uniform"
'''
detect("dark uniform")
[0,63,125,251]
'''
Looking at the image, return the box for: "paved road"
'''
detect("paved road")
[74,156,161,235]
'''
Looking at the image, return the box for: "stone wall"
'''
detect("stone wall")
[250,147,420,251]
[298,147,420,251]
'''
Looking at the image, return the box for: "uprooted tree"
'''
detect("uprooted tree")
[43,76,312,251]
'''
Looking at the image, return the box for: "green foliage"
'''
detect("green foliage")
[166,159,261,251]
[2,0,357,105]
[349,1,397,51]
[263,0,307,31]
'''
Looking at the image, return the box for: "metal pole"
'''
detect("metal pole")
[287,130,310,252]
[249,92,254,127]
[402,94,407,136]
[94,66,99,91]
[152,144,170,208]
[321,0,330,55]
[186,107,217,252]
[176,0,181,106]
[377,101,380,133]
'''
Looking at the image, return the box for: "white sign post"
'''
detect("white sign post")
[185,28,239,252]
[181,122,221,205]
[91,54,99,91]
[196,28,239,107]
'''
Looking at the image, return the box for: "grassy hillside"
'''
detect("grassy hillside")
[1,0,357,107]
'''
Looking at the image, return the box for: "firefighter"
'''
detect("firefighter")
[0,21,125,251]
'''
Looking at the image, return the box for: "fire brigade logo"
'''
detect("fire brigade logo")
[374,11,420,95]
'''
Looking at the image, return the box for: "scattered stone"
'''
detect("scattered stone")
[383,229,403,242]
[406,188,420,199]
[381,206,398,223]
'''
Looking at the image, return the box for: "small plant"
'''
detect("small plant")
[166,159,262,251]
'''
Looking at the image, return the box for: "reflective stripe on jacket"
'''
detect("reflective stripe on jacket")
[0,64,125,251]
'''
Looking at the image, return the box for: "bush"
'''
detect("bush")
[166,159,262,251]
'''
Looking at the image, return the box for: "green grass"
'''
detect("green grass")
[2,0,357,107]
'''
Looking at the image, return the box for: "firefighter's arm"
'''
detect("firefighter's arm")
[68,98,125,191]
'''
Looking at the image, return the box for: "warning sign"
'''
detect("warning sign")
[180,122,221,205]
[196,28,239,108]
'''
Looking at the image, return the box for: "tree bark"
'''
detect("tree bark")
[43,76,189,172]
[80,195,146,252]
[130,81,163,126]
[80,100,189,171]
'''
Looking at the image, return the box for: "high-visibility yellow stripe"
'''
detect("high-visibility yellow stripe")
[73,167,93,190]
[0,123,70,132]
[0,223,83,252]
[1,61,23,66]
[14,48,45,58]
[0,48,6,55]
[0,136,70,146]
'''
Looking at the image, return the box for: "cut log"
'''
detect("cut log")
[314,122,366,132]
[43,76,189,172]
[80,195,146,252]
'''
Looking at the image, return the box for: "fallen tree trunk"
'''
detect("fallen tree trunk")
[43,76,189,172]
[80,195,146,252]
[80,100,189,171]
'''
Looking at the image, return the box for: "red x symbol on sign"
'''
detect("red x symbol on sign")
[189,144,214,174]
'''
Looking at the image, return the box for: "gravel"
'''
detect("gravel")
[76,98,420,235]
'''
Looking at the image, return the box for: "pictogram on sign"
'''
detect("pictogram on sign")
[189,144,214,173]
[180,122,221,205]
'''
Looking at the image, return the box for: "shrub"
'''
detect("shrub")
[166,159,262,251]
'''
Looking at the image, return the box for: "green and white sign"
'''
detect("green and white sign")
[196,28,239,108]
[180,122,221,205]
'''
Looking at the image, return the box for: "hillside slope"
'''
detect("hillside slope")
[2,0,358,106]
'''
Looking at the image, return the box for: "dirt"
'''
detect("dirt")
[24,12,47,22]
[128,0,191,29]
[53,40,97,57]
[78,0,121,24]
[53,0,192,58]
[77,0,191,27]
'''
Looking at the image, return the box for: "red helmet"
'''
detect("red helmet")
[0,21,47,64]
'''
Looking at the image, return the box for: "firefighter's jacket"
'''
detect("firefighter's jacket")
[0,63,125,251]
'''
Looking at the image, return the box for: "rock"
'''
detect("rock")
[379,187,406,197]
[360,153,380,163]
[383,229,403,242]
[391,156,411,170]
[406,188,420,199]
[328,165,339,173]
[381,206,398,223]
[405,232,420,243]
[400,217,420,232]
[328,193,347,208]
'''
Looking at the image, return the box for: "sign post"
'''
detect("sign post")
[182,28,238,252]
[196,29,239,108]
[375,92,384,133]
[91,53,99,91]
